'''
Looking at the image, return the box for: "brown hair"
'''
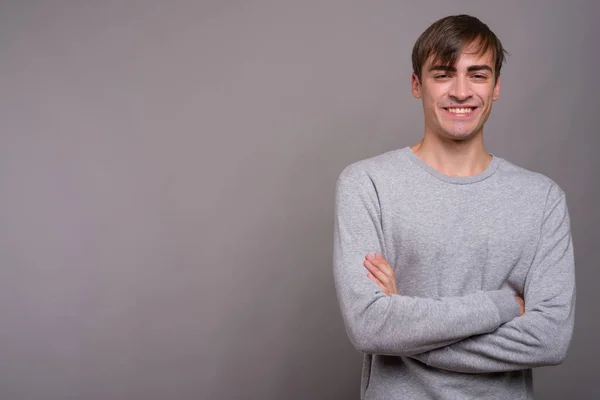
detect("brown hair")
[411,15,508,83]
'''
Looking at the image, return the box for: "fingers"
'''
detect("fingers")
[372,252,388,265]
[364,253,393,278]
[367,272,390,295]
[515,296,525,316]
[364,259,387,283]
[367,272,384,287]
[364,252,397,296]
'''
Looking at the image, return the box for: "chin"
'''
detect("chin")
[440,129,479,141]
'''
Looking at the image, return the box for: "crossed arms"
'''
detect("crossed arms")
[333,172,576,374]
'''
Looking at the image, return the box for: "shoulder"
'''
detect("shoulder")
[496,157,566,205]
[337,148,408,185]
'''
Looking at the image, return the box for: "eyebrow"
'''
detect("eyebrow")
[429,64,493,73]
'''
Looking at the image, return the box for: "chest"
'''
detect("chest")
[379,185,542,296]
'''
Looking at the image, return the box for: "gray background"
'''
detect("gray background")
[0,1,598,399]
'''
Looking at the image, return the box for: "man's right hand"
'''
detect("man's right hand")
[515,296,525,316]
[364,253,398,296]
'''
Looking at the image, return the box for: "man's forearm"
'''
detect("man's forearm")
[335,277,522,356]
[410,299,575,373]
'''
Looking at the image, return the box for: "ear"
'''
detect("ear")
[411,72,422,99]
[492,76,501,101]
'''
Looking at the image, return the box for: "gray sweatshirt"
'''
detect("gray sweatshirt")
[333,146,575,400]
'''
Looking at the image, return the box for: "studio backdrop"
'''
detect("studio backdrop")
[0,1,598,399]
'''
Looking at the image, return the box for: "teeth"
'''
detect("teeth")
[448,107,473,114]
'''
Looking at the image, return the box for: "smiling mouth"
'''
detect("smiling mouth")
[444,107,478,115]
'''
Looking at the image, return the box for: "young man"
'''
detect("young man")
[333,14,575,400]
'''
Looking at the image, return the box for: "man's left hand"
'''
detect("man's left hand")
[364,253,398,295]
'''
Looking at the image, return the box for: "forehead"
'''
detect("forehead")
[425,44,495,72]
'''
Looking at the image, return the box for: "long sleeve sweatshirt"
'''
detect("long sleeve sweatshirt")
[333,146,575,400]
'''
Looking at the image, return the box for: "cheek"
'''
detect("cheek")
[480,87,497,102]
[426,101,439,117]
[424,95,439,110]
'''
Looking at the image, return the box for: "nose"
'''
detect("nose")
[448,76,472,102]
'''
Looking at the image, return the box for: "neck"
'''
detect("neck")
[410,133,492,177]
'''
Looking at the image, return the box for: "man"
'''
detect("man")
[333,14,575,400]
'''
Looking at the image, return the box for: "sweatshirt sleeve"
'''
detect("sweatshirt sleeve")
[411,186,576,372]
[333,169,521,356]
